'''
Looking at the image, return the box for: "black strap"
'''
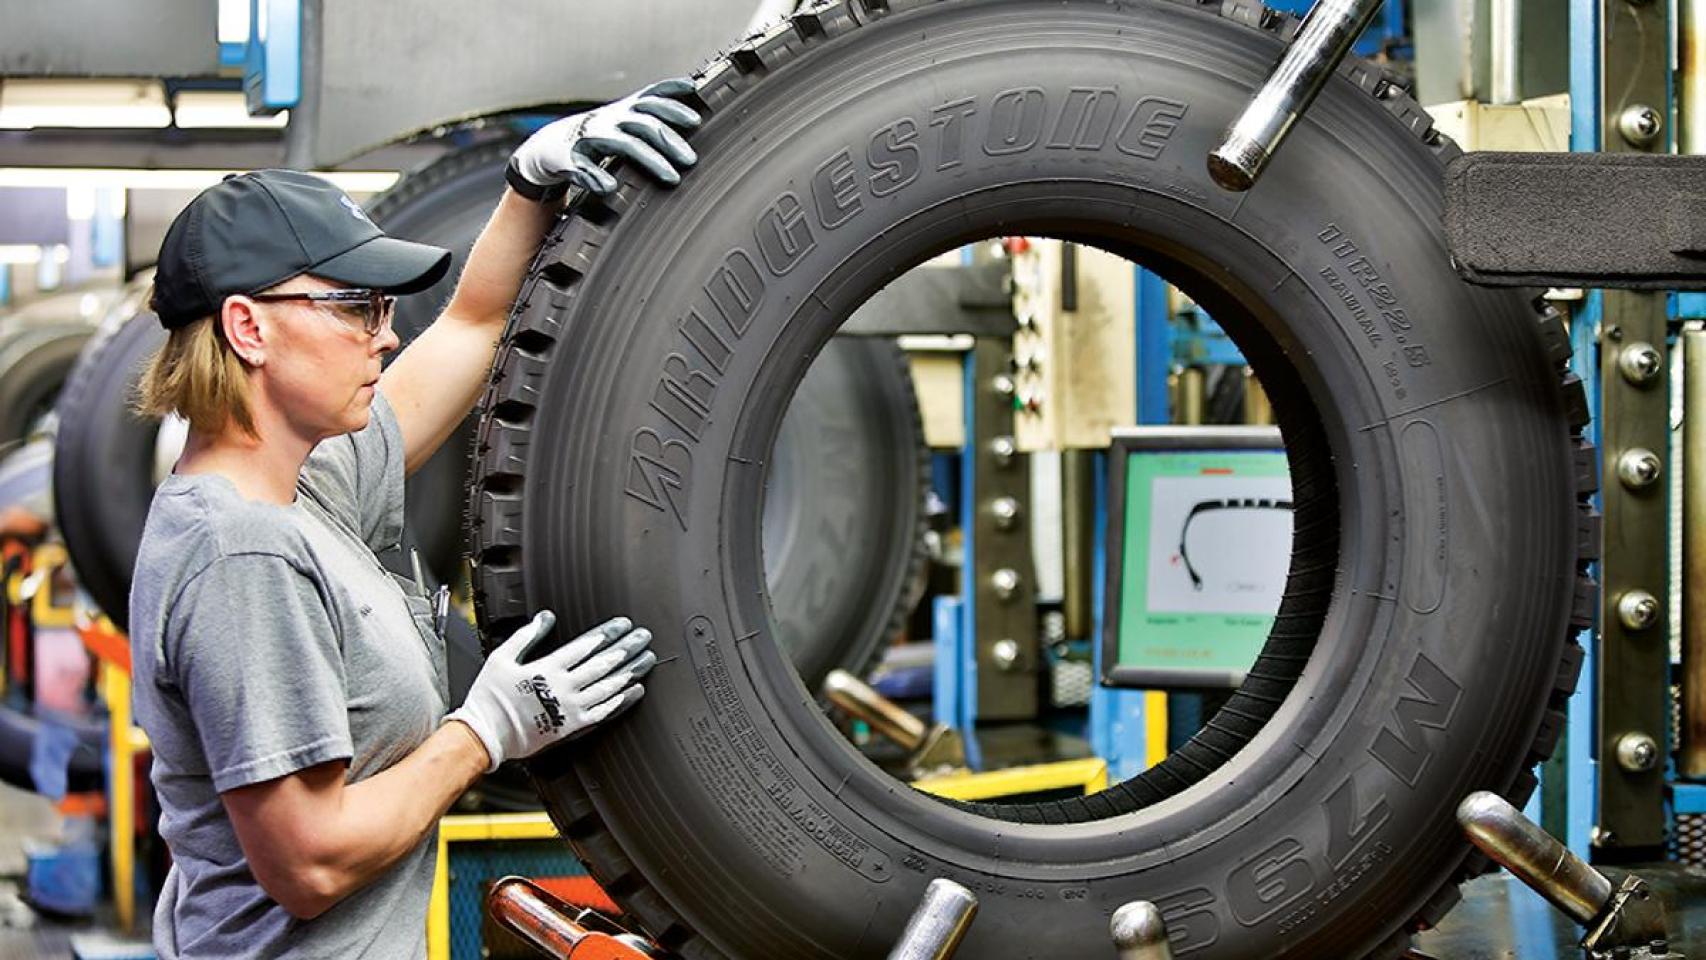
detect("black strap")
[505,163,570,204]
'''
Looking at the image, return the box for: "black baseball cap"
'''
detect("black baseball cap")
[150,169,452,329]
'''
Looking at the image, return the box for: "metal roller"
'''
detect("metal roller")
[1456,791,1613,925]
[886,879,979,960]
[1110,901,1174,960]
[1208,0,1387,191]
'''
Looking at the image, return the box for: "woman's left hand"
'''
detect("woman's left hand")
[506,78,703,200]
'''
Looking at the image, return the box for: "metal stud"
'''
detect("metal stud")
[1618,341,1663,386]
[1616,589,1660,631]
[1618,104,1664,147]
[1615,732,1660,773]
[1616,448,1662,490]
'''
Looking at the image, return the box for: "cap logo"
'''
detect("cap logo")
[339,194,372,224]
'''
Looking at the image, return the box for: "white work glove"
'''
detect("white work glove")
[506,77,703,201]
[447,611,656,773]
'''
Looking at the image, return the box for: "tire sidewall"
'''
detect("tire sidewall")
[515,4,1576,956]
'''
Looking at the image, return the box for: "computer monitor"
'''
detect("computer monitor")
[1101,426,1292,689]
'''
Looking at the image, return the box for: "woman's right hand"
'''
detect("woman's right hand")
[446,611,655,773]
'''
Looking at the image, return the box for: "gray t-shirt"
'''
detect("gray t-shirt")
[130,392,450,959]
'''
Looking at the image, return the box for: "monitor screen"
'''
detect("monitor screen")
[1102,427,1291,689]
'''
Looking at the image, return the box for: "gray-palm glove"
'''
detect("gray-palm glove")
[446,611,656,773]
[506,77,703,201]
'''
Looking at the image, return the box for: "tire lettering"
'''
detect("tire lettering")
[706,249,765,337]
[1114,96,1188,160]
[1047,86,1120,150]
[685,616,892,881]
[1318,223,1431,373]
[624,428,691,529]
[679,306,733,374]
[1226,837,1315,926]
[983,87,1047,156]
[928,96,978,170]
[651,353,716,441]
[1369,653,1463,787]
[632,249,766,529]
[1324,772,1391,870]
[812,148,863,229]
[755,192,816,275]
[1153,886,1220,954]
[867,118,921,196]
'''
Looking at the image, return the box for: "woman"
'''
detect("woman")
[126,81,701,958]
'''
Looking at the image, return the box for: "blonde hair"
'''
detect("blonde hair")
[135,306,257,438]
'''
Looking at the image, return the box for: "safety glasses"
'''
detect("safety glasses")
[252,288,397,336]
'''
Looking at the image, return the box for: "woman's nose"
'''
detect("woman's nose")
[373,322,401,354]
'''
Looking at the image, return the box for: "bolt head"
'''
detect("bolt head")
[1616,733,1660,773]
[1617,590,1660,631]
[1619,104,1663,147]
[992,373,1016,397]
[1616,449,1663,489]
[991,567,1021,600]
[989,436,1017,467]
[1619,342,1663,385]
[990,496,1021,530]
[991,638,1020,670]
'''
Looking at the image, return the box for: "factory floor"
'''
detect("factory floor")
[2,777,1703,959]
[0,780,148,960]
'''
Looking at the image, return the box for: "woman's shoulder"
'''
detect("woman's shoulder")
[142,473,314,574]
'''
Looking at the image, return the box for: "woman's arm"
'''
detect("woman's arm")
[379,81,702,476]
[220,611,654,920]
[221,722,487,920]
[377,188,552,475]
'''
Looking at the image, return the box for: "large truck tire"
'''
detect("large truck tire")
[52,310,165,630]
[373,139,927,688]
[0,325,93,450]
[466,2,1596,958]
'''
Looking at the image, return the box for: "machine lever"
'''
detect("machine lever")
[824,669,967,778]
[486,876,661,960]
[1456,792,1676,958]
[1208,0,1385,191]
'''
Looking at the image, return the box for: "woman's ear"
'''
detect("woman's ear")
[222,296,266,366]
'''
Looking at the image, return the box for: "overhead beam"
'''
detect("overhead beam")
[0,128,448,172]
[305,0,757,165]
[0,0,221,77]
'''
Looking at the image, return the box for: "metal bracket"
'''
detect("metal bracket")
[1595,0,1671,857]
[967,336,1039,721]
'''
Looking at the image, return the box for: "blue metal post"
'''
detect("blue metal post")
[935,342,984,769]
[1090,268,1175,779]
[244,0,301,114]
[90,189,122,269]
[1137,270,1172,425]
[1564,0,1602,860]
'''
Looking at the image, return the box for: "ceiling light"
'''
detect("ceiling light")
[217,0,251,44]
[0,168,400,194]
[0,79,172,130]
[173,90,288,129]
